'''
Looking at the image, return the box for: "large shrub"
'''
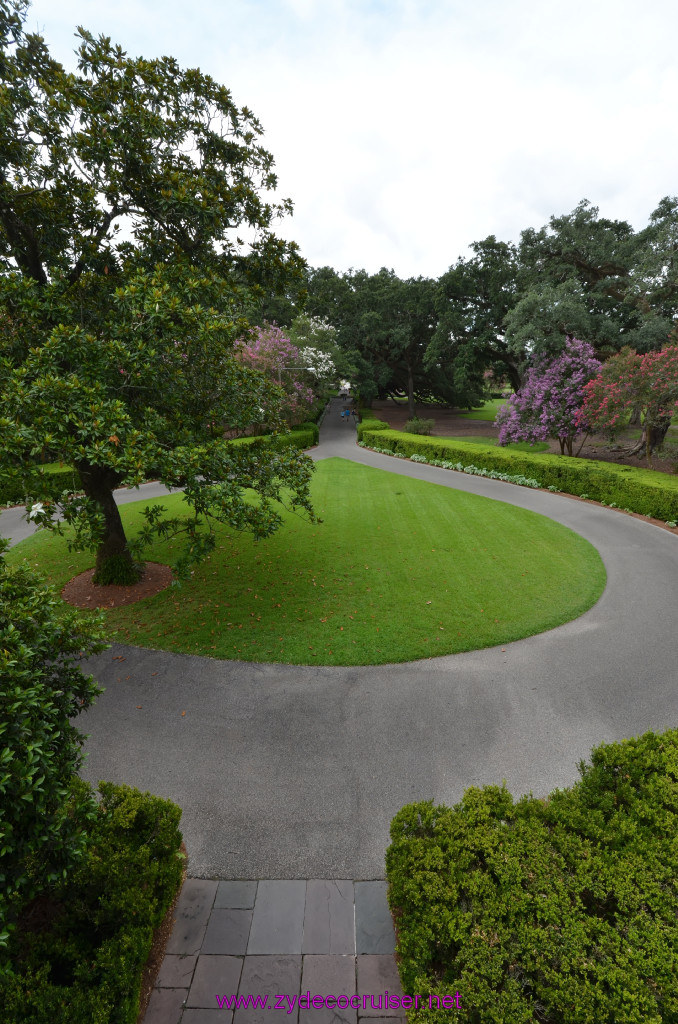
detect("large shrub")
[1,781,184,1023]
[404,417,435,435]
[387,729,678,1023]
[0,543,107,948]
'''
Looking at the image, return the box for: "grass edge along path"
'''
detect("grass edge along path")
[8,459,606,667]
[359,431,678,525]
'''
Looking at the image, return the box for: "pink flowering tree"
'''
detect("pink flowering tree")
[237,324,316,426]
[496,337,601,456]
[579,345,678,464]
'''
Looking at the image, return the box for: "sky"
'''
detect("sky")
[22,0,678,280]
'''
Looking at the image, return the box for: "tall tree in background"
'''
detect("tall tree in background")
[426,236,520,399]
[505,200,669,363]
[0,0,314,584]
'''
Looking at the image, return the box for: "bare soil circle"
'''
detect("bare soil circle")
[61,561,173,609]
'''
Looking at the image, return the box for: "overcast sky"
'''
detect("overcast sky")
[23,0,678,279]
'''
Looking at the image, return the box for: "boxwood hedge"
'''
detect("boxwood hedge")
[0,464,80,508]
[1,780,184,1024]
[361,430,678,522]
[356,418,390,441]
[386,728,678,1024]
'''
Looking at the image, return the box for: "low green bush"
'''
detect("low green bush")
[356,418,390,441]
[0,546,107,948]
[228,425,318,451]
[1,780,184,1024]
[0,463,80,507]
[360,429,678,521]
[404,417,435,435]
[387,728,678,1024]
[292,421,320,445]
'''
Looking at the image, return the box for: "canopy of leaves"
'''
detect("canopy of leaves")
[505,200,677,363]
[0,0,315,579]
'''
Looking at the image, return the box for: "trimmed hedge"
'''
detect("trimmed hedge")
[228,424,318,451]
[387,729,678,1024]
[0,464,80,507]
[361,429,678,521]
[1,780,184,1024]
[356,418,390,441]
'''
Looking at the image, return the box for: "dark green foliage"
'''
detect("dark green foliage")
[1,781,184,1023]
[227,426,318,452]
[0,0,312,582]
[404,417,435,435]
[92,553,143,586]
[0,543,107,947]
[361,429,678,520]
[426,235,521,394]
[293,421,320,445]
[0,464,79,507]
[356,418,390,441]
[386,729,678,1023]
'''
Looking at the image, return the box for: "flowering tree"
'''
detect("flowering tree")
[237,324,317,425]
[496,337,601,456]
[579,345,678,464]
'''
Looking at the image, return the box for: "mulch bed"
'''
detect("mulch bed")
[61,561,173,609]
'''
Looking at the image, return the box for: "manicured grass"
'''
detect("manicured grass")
[9,459,606,666]
[457,397,507,421]
[447,435,550,453]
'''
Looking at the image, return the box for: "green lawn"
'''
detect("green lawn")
[457,398,507,421]
[447,435,550,453]
[9,458,606,666]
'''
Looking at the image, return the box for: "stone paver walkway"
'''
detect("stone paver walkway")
[145,878,405,1024]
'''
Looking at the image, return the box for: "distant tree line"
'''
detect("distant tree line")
[254,198,678,413]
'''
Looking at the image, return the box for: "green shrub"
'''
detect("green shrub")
[404,417,435,435]
[1,781,184,1023]
[228,426,318,452]
[0,464,80,507]
[360,429,678,521]
[356,418,390,441]
[294,421,320,445]
[92,553,143,586]
[0,545,107,948]
[387,729,678,1024]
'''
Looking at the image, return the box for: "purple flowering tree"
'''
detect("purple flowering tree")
[237,324,316,426]
[496,337,601,456]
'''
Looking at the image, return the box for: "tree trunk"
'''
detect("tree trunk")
[407,362,415,418]
[76,462,140,584]
[628,403,642,426]
[627,415,671,466]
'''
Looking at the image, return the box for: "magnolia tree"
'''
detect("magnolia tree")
[237,323,333,424]
[579,345,678,464]
[0,2,313,585]
[496,337,601,455]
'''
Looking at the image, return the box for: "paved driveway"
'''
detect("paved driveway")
[3,401,677,879]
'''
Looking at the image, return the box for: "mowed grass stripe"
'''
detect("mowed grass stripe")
[9,458,606,666]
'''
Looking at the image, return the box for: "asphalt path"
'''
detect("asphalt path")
[3,400,677,879]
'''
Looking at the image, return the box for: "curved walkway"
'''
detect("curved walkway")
[3,404,677,880]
